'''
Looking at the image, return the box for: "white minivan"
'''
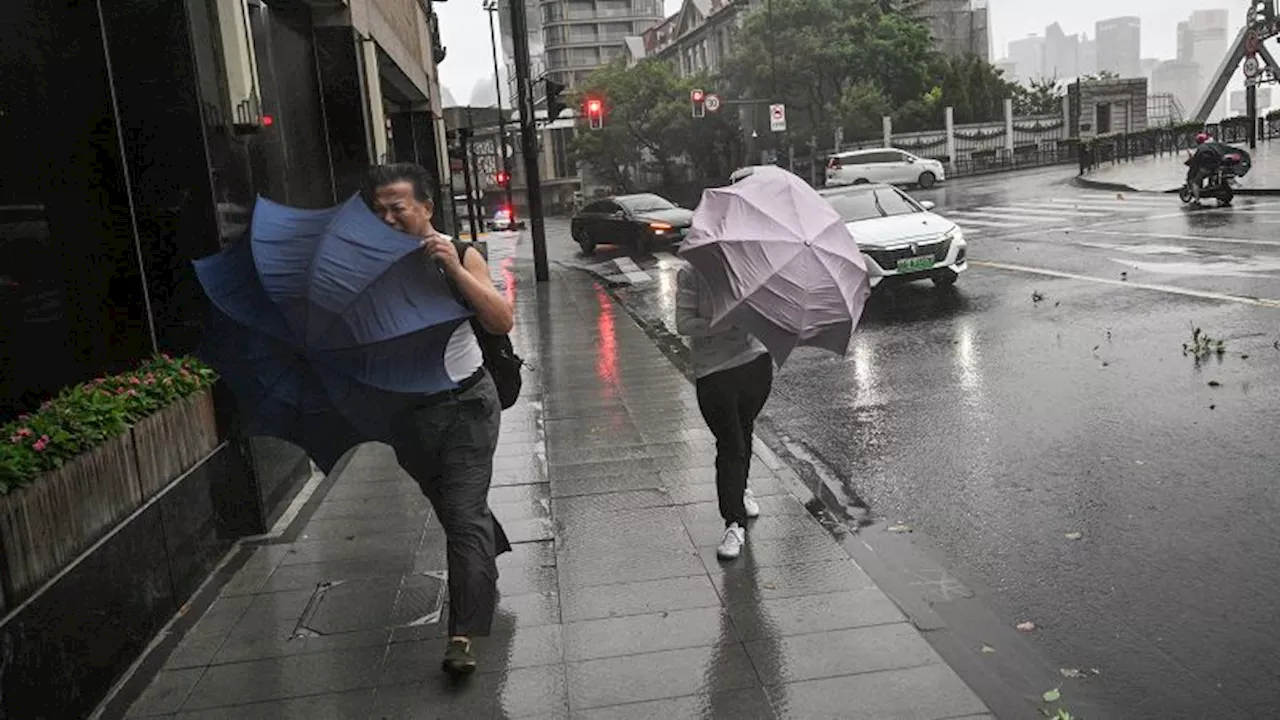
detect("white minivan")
[825,148,946,189]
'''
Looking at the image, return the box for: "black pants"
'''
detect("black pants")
[389,371,511,637]
[695,353,773,527]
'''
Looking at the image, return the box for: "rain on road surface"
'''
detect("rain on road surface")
[540,166,1280,719]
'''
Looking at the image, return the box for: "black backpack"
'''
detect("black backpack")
[447,240,524,410]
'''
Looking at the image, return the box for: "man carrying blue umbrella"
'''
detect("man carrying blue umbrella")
[365,163,515,676]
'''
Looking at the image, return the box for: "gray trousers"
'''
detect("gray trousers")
[389,370,511,637]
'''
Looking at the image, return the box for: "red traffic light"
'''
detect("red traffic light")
[691,89,705,102]
[496,170,510,185]
[261,114,275,127]
[586,99,603,115]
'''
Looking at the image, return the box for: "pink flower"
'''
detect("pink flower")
[33,439,47,452]
[9,435,22,444]
[161,354,172,361]
[127,389,138,397]
[18,413,29,421]
[116,388,128,395]
[129,376,141,385]
[15,428,32,438]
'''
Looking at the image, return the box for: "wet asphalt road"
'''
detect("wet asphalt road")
[521,166,1280,719]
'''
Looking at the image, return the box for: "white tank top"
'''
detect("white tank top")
[445,316,485,382]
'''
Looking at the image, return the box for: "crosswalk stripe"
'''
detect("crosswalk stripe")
[1017,201,1155,214]
[1072,194,1173,205]
[1038,197,1170,209]
[613,256,653,283]
[948,216,1024,228]
[986,205,1111,218]
[950,209,1071,223]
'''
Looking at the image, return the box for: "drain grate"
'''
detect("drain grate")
[294,572,446,637]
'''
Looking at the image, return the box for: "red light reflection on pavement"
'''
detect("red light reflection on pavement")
[500,256,516,307]
[595,286,618,390]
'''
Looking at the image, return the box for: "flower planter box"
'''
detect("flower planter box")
[0,386,219,608]
[132,389,218,499]
[0,432,143,604]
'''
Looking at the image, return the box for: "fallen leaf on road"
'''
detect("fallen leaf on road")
[981,644,997,654]
[1032,291,1045,303]
[1210,404,1217,410]
[1120,272,1128,281]
[1017,621,1037,632]
[1208,380,1221,387]
[762,582,776,590]
[887,524,912,533]
[1060,668,1088,679]
[1065,532,1083,540]
[1043,688,1062,703]
[1241,354,1250,360]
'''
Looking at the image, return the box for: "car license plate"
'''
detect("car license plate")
[896,255,935,272]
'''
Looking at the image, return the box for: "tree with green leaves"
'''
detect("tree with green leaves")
[722,0,937,145]
[570,60,742,190]
[1013,77,1064,117]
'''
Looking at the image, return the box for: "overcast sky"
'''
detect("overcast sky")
[435,0,1244,104]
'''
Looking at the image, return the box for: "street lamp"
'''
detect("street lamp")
[483,0,515,221]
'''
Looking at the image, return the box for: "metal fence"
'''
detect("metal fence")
[1079,113,1280,174]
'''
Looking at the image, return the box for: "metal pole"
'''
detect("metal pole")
[460,130,482,241]
[1248,82,1258,149]
[486,2,515,217]
[508,0,550,282]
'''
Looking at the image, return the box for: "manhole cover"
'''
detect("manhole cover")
[295,572,446,636]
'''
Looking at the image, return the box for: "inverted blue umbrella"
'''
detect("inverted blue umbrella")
[193,194,473,471]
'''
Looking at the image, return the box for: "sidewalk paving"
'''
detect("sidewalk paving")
[112,244,993,719]
[1080,138,1280,193]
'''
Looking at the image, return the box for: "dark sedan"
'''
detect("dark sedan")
[570,193,694,256]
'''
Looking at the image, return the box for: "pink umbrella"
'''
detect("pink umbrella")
[677,166,871,365]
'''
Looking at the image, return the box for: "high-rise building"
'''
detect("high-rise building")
[539,0,664,89]
[497,0,546,104]
[1152,59,1201,118]
[1096,16,1141,78]
[1008,34,1044,83]
[1043,22,1080,80]
[902,0,991,61]
[1181,9,1229,118]
[1079,34,1098,76]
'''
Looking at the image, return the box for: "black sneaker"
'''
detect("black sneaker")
[442,638,477,676]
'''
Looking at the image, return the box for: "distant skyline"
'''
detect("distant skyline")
[436,0,1251,105]
[989,0,1243,61]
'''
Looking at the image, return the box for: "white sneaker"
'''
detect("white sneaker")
[743,489,761,519]
[717,523,746,560]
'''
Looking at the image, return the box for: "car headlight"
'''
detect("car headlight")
[942,227,963,244]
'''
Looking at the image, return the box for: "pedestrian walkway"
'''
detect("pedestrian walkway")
[109,242,993,719]
[943,192,1174,236]
[1081,138,1280,193]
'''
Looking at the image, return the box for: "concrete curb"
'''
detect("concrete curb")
[1075,173,1280,196]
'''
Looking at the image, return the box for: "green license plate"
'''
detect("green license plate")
[896,255,935,272]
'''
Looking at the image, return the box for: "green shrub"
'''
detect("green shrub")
[0,356,218,492]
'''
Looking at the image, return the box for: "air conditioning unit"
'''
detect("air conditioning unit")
[216,0,264,133]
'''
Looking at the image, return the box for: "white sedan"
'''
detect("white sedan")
[820,183,967,288]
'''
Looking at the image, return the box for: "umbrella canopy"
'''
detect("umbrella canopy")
[193,194,472,471]
[678,166,871,365]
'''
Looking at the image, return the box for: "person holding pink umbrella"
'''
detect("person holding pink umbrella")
[676,165,872,561]
[676,258,772,561]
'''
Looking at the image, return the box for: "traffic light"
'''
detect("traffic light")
[496,170,510,187]
[585,97,604,130]
[546,79,567,122]
[691,88,705,118]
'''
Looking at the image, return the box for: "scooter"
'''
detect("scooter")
[1180,151,1250,207]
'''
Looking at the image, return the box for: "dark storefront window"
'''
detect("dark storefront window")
[1,1,153,418]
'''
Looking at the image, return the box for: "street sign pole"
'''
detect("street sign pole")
[486,1,515,218]
[508,0,550,282]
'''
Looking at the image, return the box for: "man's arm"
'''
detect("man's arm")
[425,238,514,334]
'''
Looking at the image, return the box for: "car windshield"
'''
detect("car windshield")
[617,194,676,212]
[825,187,920,222]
